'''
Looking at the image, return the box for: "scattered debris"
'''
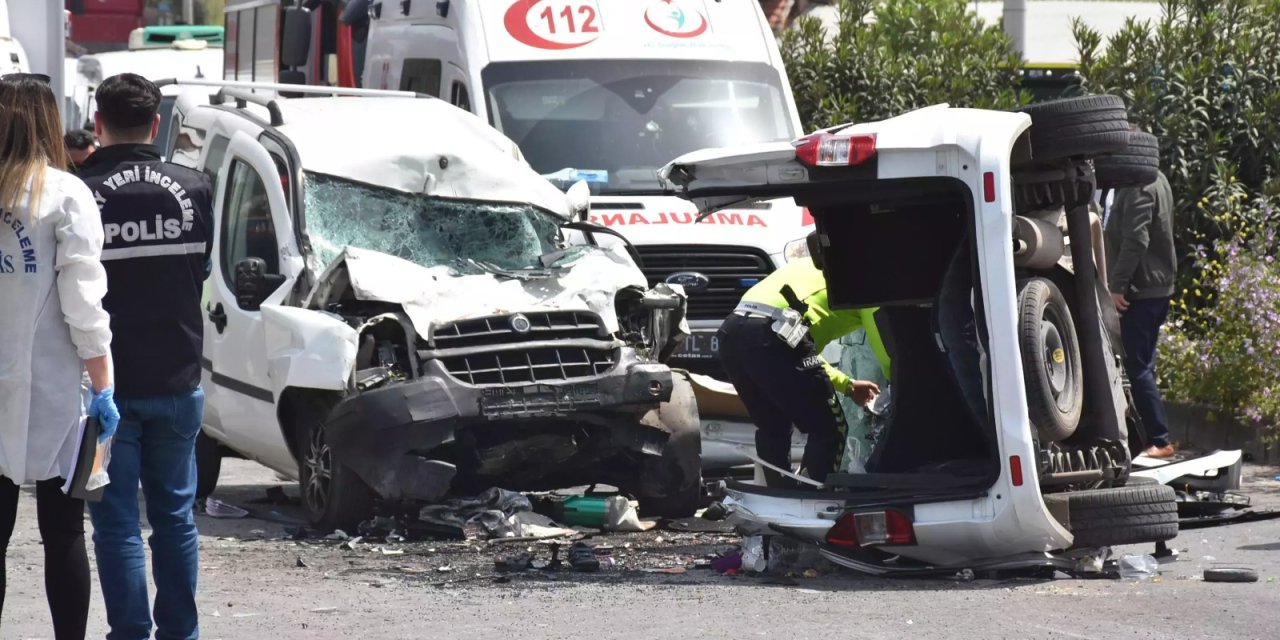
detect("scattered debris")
[339,536,364,551]
[711,552,742,574]
[325,529,351,541]
[666,516,736,534]
[204,497,250,519]
[741,536,768,573]
[295,557,309,569]
[378,547,404,556]
[1118,554,1160,581]
[495,552,533,573]
[309,607,339,614]
[437,566,454,573]
[568,542,600,572]
[1204,567,1259,583]
[643,566,687,575]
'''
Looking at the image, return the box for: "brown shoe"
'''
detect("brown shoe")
[1142,444,1176,459]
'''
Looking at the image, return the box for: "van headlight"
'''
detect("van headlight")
[783,236,811,262]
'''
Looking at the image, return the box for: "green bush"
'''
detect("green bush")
[781,0,1027,131]
[1072,0,1280,272]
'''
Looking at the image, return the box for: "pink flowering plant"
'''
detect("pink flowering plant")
[1157,181,1280,432]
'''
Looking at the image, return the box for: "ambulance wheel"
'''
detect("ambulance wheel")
[638,373,703,519]
[1067,485,1179,548]
[195,431,222,502]
[1015,94,1131,161]
[1018,278,1084,442]
[294,396,375,532]
[1094,131,1160,190]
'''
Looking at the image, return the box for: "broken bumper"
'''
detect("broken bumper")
[324,356,675,502]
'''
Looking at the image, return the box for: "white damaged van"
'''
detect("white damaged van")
[361,0,814,468]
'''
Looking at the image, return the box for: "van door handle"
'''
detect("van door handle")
[208,303,227,334]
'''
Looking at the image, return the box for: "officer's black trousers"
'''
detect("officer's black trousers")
[717,313,849,486]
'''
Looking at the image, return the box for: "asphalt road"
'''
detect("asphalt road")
[5,460,1280,640]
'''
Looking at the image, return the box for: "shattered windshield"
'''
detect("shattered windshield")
[302,172,563,274]
[482,60,796,195]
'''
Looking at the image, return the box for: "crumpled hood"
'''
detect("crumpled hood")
[311,246,650,336]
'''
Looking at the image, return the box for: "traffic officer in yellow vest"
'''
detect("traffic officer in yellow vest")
[717,257,889,487]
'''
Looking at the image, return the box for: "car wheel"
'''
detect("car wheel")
[1066,484,1178,549]
[1094,131,1160,190]
[195,430,223,502]
[294,396,375,532]
[1018,278,1084,442]
[637,372,703,518]
[1015,94,1131,162]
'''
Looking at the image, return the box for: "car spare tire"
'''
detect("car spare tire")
[1017,278,1084,442]
[1094,131,1160,190]
[1067,484,1179,548]
[1016,94,1131,161]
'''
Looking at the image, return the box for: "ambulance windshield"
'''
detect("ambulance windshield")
[482,60,796,195]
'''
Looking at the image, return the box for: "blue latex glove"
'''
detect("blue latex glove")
[89,387,120,443]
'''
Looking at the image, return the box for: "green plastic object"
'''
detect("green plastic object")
[560,496,609,527]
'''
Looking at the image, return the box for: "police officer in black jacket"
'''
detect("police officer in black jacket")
[76,73,212,640]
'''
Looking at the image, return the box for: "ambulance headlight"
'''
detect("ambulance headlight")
[783,236,811,263]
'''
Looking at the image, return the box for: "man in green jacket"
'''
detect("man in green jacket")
[717,257,888,486]
[1104,167,1177,458]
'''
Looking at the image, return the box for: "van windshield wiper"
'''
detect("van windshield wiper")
[463,258,559,281]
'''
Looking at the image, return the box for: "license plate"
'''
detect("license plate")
[479,383,601,419]
[674,330,720,361]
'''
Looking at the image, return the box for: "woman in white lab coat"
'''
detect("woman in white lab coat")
[0,73,119,640]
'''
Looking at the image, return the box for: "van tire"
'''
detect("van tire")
[196,431,223,502]
[294,395,375,532]
[1095,131,1160,190]
[1016,95,1131,161]
[638,373,703,518]
[1067,485,1179,549]
[1018,278,1084,442]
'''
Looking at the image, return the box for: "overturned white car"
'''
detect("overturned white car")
[162,81,700,529]
[662,96,1179,573]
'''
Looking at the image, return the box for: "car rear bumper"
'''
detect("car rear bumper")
[720,479,1074,569]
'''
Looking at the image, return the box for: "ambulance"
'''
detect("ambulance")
[224,0,813,469]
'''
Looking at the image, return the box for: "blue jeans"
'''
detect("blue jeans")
[1121,298,1172,447]
[88,387,203,640]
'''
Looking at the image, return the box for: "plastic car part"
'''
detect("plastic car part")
[1015,94,1131,162]
[1203,567,1259,583]
[1063,484,1179,549]
[1017,278,1083,442]
[1094,131,1160,190]
[636,372,704,518]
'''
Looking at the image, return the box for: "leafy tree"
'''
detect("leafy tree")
[780,0,1027,131]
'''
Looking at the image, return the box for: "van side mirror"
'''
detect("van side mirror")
[234,258,287,311]
[565,180,591,222]
[281,8,312,69]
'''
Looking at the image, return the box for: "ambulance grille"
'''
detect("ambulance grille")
[633,246,776,320]
[441,346,619,386]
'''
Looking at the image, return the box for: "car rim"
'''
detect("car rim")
[1040,307,1074,412]
[304,425,332,515]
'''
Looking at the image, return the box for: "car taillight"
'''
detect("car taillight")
[825,509,916,547]
[793,132,877,167]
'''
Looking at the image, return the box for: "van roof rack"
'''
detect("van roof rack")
[152,79,425,126]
